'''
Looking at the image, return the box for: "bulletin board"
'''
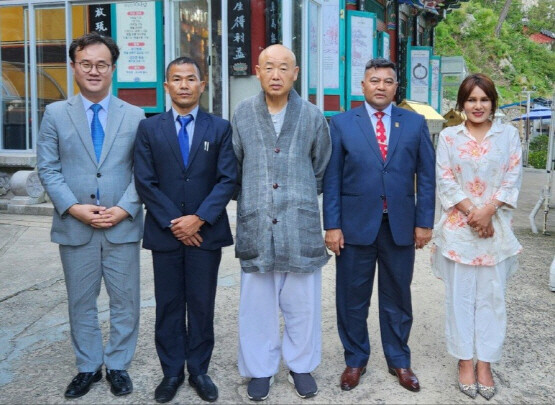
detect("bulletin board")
[111,2,165,113]
[322,0,346,117]
[345,10,377,110]
[430,55,442,113]
[406,45,432,104]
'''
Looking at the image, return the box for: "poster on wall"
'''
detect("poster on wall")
[348,14,375,96]
[322,0,340,90]
[408,47,431,103]
[430,56,441,112]
[115,2,157,83]
[228,1,251,76]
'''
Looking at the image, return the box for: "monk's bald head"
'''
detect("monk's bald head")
[258,44,297,67]
[255,44,299,101]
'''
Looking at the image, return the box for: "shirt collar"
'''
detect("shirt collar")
[458,119,502,137]
[172,105,199,122]
[364,101,393,118]
[80,93,111,112]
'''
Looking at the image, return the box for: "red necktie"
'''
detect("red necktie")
[374,111,388,212]
[374,111,387,160]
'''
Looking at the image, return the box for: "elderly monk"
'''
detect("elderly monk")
[232,44,331,401]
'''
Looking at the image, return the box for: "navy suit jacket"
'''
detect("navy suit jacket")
[323,104,435,246]
[134,109,237,251]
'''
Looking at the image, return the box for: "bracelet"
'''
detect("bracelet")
[487,201,500,212]
[464,205,476,216]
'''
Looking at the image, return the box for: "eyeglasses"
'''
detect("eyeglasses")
[368,78,397,87]
[76,61,112,74]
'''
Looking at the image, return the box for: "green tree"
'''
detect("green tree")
[495,0,512,37]
[435,0,555,103]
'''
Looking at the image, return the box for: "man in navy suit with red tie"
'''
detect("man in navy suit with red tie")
[323,58,435,393]
[134,57,237,403]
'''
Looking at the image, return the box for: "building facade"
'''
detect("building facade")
[0,0,462,205]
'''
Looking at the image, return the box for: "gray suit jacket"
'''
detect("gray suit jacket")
[37,94,144,246]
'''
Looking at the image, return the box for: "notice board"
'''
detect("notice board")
[346,10,377,110]
[111,2,164,113]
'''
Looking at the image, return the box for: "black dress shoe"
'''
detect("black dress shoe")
[188,374,218,402]
[64,370,102,398]
[106,369,133,396]
[155,375,185,403]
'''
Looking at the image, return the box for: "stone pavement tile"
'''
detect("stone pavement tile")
[0,168,553,403]
[0,223,60,301]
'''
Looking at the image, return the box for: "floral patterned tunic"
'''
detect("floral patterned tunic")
[432,121,522,272]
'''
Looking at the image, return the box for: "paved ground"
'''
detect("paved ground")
[0,168,553,404]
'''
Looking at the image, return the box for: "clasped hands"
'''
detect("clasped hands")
[170,215,205,247]
[467,206,495,238]
[69,204,129,229]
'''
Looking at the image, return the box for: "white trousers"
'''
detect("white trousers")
[238,270,322,378]
[438,254,517,362]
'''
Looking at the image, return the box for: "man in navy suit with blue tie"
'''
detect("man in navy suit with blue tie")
[134,57,237,403]
[323,58,435,393]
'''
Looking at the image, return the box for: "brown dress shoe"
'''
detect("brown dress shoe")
[388,367,420,392]
[340,366,366,391]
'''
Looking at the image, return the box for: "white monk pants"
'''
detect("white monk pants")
[238,270,322,378]
[438,254,517,362]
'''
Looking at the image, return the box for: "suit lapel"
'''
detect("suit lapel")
[355,105,383,162]
[98,96,125,167]
[67,95,97,165]
[161,110,186,171]
[385,105,403,167]
[186,109,209,170]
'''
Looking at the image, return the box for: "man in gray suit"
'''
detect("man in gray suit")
[37,32,144,399]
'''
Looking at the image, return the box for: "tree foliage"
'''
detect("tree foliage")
[435,0,555,104]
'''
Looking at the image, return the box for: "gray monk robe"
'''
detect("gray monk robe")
[232,90,332,273]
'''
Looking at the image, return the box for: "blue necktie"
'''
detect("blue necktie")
[90,104,105,162]
[177,115,193,167]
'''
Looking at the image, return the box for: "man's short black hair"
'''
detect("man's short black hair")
[365,58,397,77]
[165,56,203,81]
[69,32,120,64]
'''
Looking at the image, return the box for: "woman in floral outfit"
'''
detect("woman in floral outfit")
[432,74,522,400]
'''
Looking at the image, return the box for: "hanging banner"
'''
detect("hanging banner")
[407,46,431,103]
[348,13,375,96]
[346,10,377,109]
[88,4,112,36]
[115,2,157,83]
[430,56,441,112]
[322,0,340,90]
[308,1,319,90]
[228,1,251,76]
[266,0,280,45]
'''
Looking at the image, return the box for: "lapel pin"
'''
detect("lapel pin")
[204,141,209,151]
[395,122,400,128]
